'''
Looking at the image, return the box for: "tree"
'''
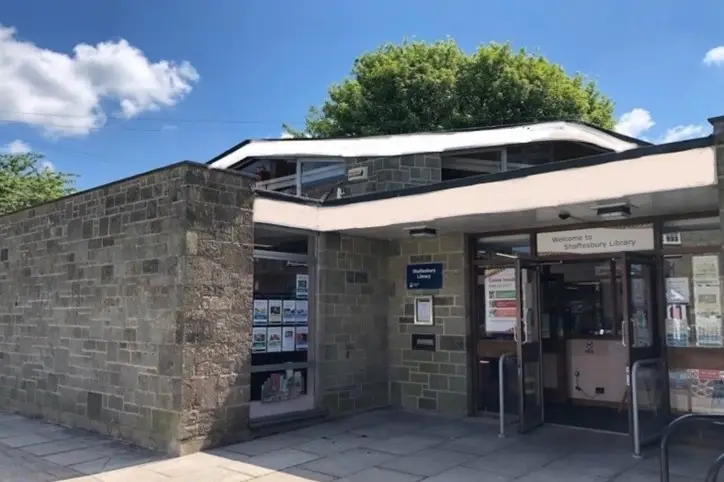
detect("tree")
[286,40,615,138]
[0,152,76,215]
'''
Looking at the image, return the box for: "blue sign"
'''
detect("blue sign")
[406,263,443,290]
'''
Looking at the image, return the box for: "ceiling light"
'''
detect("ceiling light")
[405,226,437,238]
[595,203,631,219]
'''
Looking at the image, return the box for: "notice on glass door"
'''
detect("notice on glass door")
[484,268,517,334]
[693,255,723,348]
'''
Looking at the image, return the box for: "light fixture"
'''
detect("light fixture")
[405,226,437,238]
[595,203,631,219]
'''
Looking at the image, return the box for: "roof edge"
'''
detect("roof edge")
[254,135,713,207]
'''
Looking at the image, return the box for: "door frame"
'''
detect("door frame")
[619,252,671,449]
[515,258,545,433]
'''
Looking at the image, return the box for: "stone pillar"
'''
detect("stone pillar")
[387,232,470,416]
[316,233,391,414]
[176,165,254,455]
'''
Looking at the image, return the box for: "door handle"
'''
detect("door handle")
[621,320,627,347]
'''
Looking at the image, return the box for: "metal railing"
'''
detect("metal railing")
[498,352,518,438]
[631,357,666,458]
[660,413,724,482]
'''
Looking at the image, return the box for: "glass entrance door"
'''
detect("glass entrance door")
[620,253,670,451]
[516,258,545,433]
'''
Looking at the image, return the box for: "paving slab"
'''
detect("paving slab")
[0,407,720,481]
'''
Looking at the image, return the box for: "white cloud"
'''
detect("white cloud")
[39,160,54,172]
[4,139,30,154]
[614,108,709,144]
[704,46,724,66]
[659,124,709,143]
[0,24,199,137]
[614,108,655,137]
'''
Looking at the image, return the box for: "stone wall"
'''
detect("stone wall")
[0,162,253,455]
[316,233,391,414]
[387,233,470,415]
[344,154,442,197]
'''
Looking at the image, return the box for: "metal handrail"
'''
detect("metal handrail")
[631,357,664,458]
[705,451,724,482]
[660,413,724,482]
[498,352,517,438]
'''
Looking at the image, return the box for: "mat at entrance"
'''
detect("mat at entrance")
[545,403,629,433]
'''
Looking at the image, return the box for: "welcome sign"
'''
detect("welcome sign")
[536,225,654,255]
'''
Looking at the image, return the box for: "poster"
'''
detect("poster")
[666,277,691,304]
[295,274,309,299]
[686,369,724,415]
[268,299,282,324]
[665,304,689,347]
[295,300,308,325]
[252,327,267,353]
[295,326,308,351]
[253,300,268,326]
[282,327,296,352]
[282,300,296,324]
[266,327,282,352]
[692,255,723,348]
[484,268,517,334]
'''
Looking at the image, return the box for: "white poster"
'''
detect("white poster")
[252,327,267,353]
[692,255,722,347]
[666,277,690,304]
[295,326,308,351]
[282,300,296,324]
[536,225,654,255]
[268,299,283,325]
[484,268,517,334]
[282,327,296,352]
[295,300,308,325]
[253,299,268,326]
[266,327,282,352]
[666,304,689,347]
[295,274,309,299]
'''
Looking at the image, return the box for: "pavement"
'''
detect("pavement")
[0,408,716,481]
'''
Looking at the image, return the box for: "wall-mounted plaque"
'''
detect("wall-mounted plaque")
[411,334,436,352]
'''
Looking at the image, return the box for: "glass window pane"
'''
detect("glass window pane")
[476,234,531,259]
[251,230,312,418]
[255,225,309,254]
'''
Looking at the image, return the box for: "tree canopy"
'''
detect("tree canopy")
[286,40,616,138]
[0,152,76,215]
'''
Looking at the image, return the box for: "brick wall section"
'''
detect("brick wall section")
[177,165,253,454]
[0,162,254,455]
[316,233,391,414]
[344,154,442,197]
[387,233,470,416]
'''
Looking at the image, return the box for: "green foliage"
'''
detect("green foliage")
[0,152,76,215]
[295,40,616,137]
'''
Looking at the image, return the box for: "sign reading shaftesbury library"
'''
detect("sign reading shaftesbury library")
[406,263,443,290]
[536,225,655,255]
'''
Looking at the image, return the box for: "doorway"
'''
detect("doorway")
[474,253,670,442]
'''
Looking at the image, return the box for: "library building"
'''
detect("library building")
[2,115,724,457]
[216,115,724,454]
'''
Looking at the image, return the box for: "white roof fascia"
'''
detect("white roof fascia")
[210,122,641,170]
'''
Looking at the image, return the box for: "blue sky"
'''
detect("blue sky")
[1,0,723,190]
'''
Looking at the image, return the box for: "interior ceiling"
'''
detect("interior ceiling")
[341,186,719,240]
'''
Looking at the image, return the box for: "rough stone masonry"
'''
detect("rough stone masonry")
[0,162,253,455]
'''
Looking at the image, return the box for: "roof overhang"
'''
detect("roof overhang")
[252,140,717,236]
[209,121,645,170]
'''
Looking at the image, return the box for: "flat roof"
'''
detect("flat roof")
[208,120,650,170]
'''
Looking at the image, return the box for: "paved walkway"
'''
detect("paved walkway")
[0,408,717,481]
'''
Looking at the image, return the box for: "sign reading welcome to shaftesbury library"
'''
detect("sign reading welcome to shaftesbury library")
[536,225,655,255]
[406,263,443,290]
